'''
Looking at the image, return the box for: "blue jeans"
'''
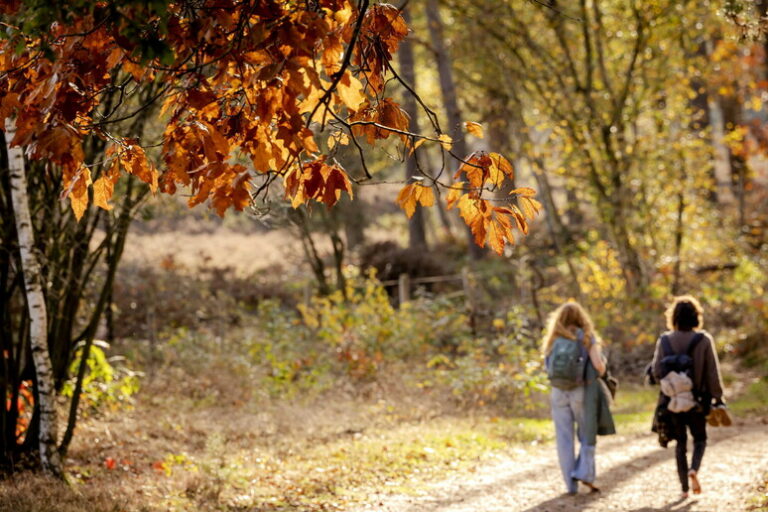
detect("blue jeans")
[551,386,596,493]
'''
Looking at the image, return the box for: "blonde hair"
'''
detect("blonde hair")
[541,301,601,355]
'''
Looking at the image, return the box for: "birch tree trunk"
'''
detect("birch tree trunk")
[4,118,63,477]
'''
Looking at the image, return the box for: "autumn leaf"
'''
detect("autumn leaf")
[336,72,367,111]
[92,176,114,211]
[350,98,410,145]
[487,209,514,255]
[445,185,464,210]
[438,133,453,150]
[67,166,91,221]
[464,122,484,138]
[509,187,536,197]
[519,197,543,219]
[396,183,435,218]
[285,158,353,209]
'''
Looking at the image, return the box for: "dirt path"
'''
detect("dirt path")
[358,419,768,512]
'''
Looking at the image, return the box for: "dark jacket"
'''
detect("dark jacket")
[651,330,724,400]
[583,358,616,445]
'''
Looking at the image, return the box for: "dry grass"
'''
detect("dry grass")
[3,368,765,511]
[0,366,549,512]
[0,473,135,512]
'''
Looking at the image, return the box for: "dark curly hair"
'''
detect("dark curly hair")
[665,295,704,331]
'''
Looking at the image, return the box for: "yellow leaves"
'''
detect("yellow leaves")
[67,166,91,221]
[327,131,350,150]
[92,176,114,211]
[437,134,453,150]
[519,197,542,220]
[508,187,536,197]
[336,72,367,111]
[322,34,345,76]
[396,183,435,218]
[464,122,484,138]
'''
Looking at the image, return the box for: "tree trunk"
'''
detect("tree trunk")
[707,92,735,204]
[529,157,583,299]
[399,5,428,250]
[720,95,748,227]
[425,0,483,259]
[671,191,685,295]
[5,118,63,478]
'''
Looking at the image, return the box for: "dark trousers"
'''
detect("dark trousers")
[672,411,707,492]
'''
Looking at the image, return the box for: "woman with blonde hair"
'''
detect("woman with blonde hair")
[543,301,614,495]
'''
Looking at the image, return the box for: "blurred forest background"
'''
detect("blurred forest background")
[1,0,768,511]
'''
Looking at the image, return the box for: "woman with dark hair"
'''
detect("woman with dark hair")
[651,295,727,498]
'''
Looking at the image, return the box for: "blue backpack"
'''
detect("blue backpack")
[547,334,588,390]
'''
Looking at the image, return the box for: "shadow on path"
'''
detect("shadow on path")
[517,424,755,512]
[624,497,700,512]
[400,423,759,512]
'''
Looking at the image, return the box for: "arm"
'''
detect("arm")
[651,338,663,380]
[589,342,606,377]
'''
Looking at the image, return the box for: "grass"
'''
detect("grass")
[2,358,764,512]
[730,376,768,416]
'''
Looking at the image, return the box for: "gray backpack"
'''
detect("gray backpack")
[547,335,587,390]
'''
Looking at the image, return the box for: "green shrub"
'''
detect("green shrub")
[61,341,141,414]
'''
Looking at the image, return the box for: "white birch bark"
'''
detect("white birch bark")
[4,118,64,477]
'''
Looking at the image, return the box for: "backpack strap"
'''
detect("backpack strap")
[685,332,704,356]
[660,334,673,357]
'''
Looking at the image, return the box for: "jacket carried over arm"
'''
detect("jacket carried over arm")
[651,330,724,400]
[582,357,616,445]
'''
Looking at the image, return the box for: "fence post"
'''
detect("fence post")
[461,266,477,334]
[398,273,411,305]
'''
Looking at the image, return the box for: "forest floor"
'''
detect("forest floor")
[1,368,766,512]
[356,416,768,512]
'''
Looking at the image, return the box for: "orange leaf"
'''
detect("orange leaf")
[67,166,91,221]
[508,187,536,197]
[396,182,433,218]
[92,176,114,211]
[417,184,435,208]
[519,197,543,219]
[464,122,484,138]
[445,186,464,210]
[487,210,513,255]
[336,72,367,111]
[396,183,419,218]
